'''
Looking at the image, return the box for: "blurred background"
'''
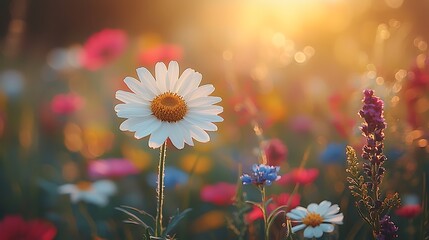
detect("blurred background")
[1,0,429,239]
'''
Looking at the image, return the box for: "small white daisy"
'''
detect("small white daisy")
[286,200,344,238]
[115,61,223,149]
[58,180,117,207]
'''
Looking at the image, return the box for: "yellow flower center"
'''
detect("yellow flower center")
[302,212,324,227]
[151,92,187,122]
[76,181,93,191]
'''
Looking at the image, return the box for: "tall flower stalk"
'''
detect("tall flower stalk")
[346,90,400,239]
[241,164,283,240]
[115,61,223,239]
[155,141,167,236]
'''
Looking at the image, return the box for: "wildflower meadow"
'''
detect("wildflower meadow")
[0,1,428,239]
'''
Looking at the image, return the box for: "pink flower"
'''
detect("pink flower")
[263,138,288,166]
[274,193,301,209]
[50,93,83,115]
[80,29,127,70]
[289,115,313,134]
[277,168,319,185]
[138,44,183,66]
[0,215,57,240]
[395,204,422,219]
[200,182,236,206]
[88,158,140,179]
[245,193,301,223]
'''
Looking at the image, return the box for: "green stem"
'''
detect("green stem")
[155,141,167,237]
[261,187,268,240]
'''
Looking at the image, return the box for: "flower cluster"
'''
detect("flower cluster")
[241,164,280,186]
[346,90,400,239]
[287,201,343,238]
[359,89,387,188]
[376,215,399,240]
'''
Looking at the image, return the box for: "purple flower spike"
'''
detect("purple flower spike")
[359,90,388,187]
[241,164,281,186]
[376,215,399,240]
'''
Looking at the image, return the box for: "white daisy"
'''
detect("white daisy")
[58,180,117,207]
[115,61,223,149]
[286,200,344,238]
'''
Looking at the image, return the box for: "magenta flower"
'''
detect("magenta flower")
[80,29,127,70]
[50,93,83,115]
[0,215,57,240]
[277,168,319,186]
[246,193,301,223]
[138,44,183,66]
[263,138,288,166]
[200,182,236,206]
[88,158,140,179]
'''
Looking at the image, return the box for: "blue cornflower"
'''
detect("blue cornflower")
[241,164,281,186]
[147,166,189,189]
[320,143,347,165]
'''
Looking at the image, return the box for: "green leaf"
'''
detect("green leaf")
[116,207,154,233]
[245,200,262,209]
[267,210,290,240]
[162,208,192,237]
[119,205,156,223]
[264,197,273,209]
[267,205,289,224]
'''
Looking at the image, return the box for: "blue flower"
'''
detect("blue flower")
[320,143,347,165]
[147,166,189,189]
[241,164,281,186]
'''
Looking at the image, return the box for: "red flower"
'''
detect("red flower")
[80,29,127,70]
[50,93,83,115]
[0,215,56,240]
[263,138,288,166]
[277,168,319,185]
[88,158,140,180]
[138,44,183,66]
[245,193,300,223]
[395,204,422,219]
[200,182,236,206]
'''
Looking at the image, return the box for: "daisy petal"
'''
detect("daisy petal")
[134,118,162,139]
[184,84,215,100]
[184,117,218,131]
[177,121,194,146]
[320,223,334,233]
[116,90,146,103]
[291,224,306,233]
[286,212,304,220]
[168,123,185,149]
[82,191,109,207]
[124,77,149,96]
[324,204,340,217]
[189,105,223,115]
[173,68,195,93]
[187,96,222,107]
[136,67,160,96]
[303,226,315,238]
[313,226,323,238]
[120,117,151,131]
[188,125,210,143]
[178,72,202,97]
[287,207,307,219]
[167,61,179,91]
[155,62,168,93]
[307,203,318,213]
[317,201,332,216]
[93,180,117,196]
[187,112,224,122]
[148,122,170,148]
[115,103,152,118]
[324,213,344,224]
